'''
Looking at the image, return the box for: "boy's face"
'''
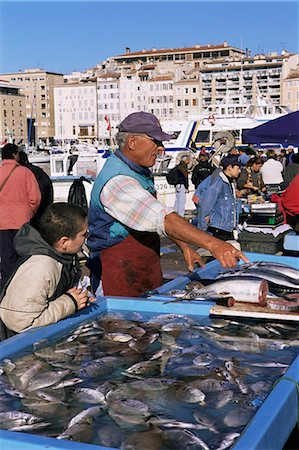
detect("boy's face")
[65,220,88,254]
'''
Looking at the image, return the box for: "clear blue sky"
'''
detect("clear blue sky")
[0,0,298,75]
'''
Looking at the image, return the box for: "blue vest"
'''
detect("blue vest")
[87,150,156,252]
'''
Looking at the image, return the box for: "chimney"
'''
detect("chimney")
[125,47,131,54]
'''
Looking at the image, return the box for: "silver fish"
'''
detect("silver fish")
[210,432,240,450]
[164,428,210,450]
[67,405,104,428]
[193,410,219,433]
[27,369,70,391]
[72,387,106,404]
[223,408,254,427]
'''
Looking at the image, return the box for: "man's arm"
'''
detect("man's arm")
[165,212,249,268]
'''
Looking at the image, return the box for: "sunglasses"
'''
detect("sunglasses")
[139,135,164,147]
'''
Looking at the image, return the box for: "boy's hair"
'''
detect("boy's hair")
[39,202,87,246]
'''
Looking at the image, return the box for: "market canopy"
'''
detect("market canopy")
[243,110,299,146]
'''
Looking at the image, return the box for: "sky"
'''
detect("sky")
[0,0,298,75]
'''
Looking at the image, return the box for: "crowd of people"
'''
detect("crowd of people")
[191,143,299,240]
[0,112,298,338]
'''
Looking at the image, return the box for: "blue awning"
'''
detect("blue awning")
[243,110,299,146]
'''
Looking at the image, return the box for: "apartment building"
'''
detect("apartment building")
[112,42,245,67]
[283,67,299,111]
[0,80,27,144]
[1,69,64,145]
[54,82,97,143]
[199,52,299,111]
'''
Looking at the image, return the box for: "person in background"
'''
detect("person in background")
[0,203,94,338]
[192,153,214,188]
[196,155,242,241]
[87,112,248,297]
[281,174,299,233]
[237,157,266,197]
[229,147,239,156]
[238,148,252,166]
[18,151,54,227]
[257,149,267,162]
[278,149,287,170]
[283,153,299,188]
[0,143,41,293]
[174,154,190,217]
[260,149,284,190]
[286,145,295,165]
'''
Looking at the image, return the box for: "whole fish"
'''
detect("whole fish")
[245,261,299,281]
[71,387,106,404]
[210,432,240,450]
[164,428,210,450]
[67,405,104,428]
[26,369,70,392]
[217,268,299,294]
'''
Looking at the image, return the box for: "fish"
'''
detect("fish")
[205,390,234,409]
[176,277,269,305]
[71,387,106,404]
[174,384,206,404]
[267,298,299,312]
[164,428,210,450]
[27,369,70,391]
[223,407,255,427]
[105,332,134,342]
[217,267,299,294]
[210,432,240,450]
[242,261,299,281]
[79,356,125,378]
[67,405,104,428]
[147,415,208,431]
[193,410,219,433]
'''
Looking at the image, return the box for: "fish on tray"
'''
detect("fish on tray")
[169,277,269,306]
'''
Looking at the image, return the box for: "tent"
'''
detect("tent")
[243,110,299,146]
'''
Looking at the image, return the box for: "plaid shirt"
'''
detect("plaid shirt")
[101,175,174,236]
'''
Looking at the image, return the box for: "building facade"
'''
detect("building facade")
[54,82,97,144]
[1,69,64,145]
[0,80,27,145]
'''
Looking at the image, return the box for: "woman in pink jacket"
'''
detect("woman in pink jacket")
[0,143,41,292]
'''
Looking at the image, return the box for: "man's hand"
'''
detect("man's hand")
[182,245,206,272]
[208,240,250,268]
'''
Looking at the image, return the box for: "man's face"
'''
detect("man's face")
[127,134,164,167]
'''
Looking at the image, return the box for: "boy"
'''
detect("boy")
[0,202,94,337]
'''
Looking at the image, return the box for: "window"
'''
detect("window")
[193,88,197,93]
[177,100,181,107]
[185,99,189,106]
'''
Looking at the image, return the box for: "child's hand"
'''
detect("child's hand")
[67,287,89,310]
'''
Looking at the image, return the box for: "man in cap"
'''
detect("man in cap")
[196,154,242,241]
[87,113,248,296]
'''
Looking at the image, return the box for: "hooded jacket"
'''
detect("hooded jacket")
[0,223,81,333]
